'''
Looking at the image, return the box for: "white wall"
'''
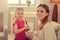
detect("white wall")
[58,4,60,23]
[0,0,9,29]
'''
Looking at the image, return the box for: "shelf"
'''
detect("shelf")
[8,5,35,7]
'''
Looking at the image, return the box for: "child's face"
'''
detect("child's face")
[15,9,24,19]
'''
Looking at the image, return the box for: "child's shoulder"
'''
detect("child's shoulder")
[13,19,18,24]
[22,19,26,22]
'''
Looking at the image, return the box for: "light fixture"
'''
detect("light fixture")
[26,0,31,7]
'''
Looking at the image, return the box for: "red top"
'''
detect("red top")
[13,19,26,40]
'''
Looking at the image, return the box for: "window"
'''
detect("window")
[30,0,34,4]
[8,0,19,4]
[21,0,26,4]
[8,0,35,4]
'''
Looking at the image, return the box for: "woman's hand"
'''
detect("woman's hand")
[27,30,34,39]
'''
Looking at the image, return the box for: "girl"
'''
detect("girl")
[13,8,28,40]
[32,4,60,40]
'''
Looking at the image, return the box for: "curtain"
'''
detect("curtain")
[52,4,58,22]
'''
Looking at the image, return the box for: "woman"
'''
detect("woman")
[32,4,60,40]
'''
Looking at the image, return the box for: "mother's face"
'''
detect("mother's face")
[37,6,48,21]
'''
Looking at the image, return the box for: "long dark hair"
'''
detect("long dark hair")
[37,4,50,30]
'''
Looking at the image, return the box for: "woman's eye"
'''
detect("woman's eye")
[37,10,44,13]
[37,10,39,12]
[40,10,44,13]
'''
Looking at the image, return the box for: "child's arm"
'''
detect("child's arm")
[13,24,27,33]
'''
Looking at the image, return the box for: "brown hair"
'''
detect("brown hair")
[37,4,50,30]
[37,4,50,13]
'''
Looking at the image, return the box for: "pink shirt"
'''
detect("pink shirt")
[13,19,26,40]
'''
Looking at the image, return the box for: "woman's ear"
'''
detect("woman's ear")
[46,13,49,16]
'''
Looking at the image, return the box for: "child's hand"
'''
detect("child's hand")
[24,25,28,30]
